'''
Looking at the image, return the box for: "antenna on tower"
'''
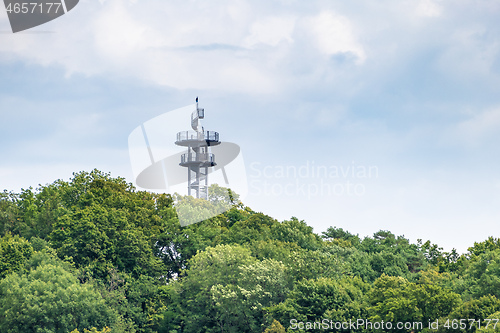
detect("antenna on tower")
[175,98,220,200]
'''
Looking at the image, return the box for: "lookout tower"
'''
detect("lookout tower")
[175,98,220,200]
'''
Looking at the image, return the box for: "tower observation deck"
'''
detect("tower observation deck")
[175,98,220,199]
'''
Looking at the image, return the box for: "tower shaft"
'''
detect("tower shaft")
[175,99,220,199]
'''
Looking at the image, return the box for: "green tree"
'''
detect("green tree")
[270,217,322,251]
[174,244,288,333]
[322,226,361,246]
[249,240,345,282]
[476,311,500,332]
[368,274,461,331]
[468,237,500,257]
[211,259,288,332]
[93,268,171,333]
[69,328,111,333]
[0,232,33,278]
[462,249,500,299]
[320,229,425,282]
[268,277,369,332]
[417,269,459,293]
[45,170,169,280]
[220,212,277,245]
[0,252,119,333]
[437,249,467,273]
[174,184,240,227]
[442,296,500,332]
[0,190,20,236]
[322,243,377,282]
[264,319,286,333]
[418,239,443,266]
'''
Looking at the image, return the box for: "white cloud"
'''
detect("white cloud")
[92,1,163,61]
[0,0,277,93]
[448,107,500,146]
[436,26,500,82]
[303,11,366,64]
[0,1,372,93]
[416,0,442,18]
[243,16,295,48]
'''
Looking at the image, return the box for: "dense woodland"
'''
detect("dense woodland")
[1,170,500,333]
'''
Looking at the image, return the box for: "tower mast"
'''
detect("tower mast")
[175,98,220,199]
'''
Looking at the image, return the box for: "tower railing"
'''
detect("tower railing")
[205,131,219,142]
[181,153,215,164]
[176,131,219,142]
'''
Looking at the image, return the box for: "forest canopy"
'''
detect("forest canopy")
[0,169,499,333]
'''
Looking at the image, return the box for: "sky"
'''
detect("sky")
[1,0,500,253]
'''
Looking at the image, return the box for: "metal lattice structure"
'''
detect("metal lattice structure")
[175,98,220,199]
